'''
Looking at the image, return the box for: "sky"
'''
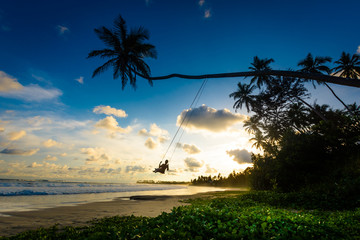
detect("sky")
[0,0,359,183]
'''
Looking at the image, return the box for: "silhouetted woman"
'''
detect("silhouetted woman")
[153,160,169,174]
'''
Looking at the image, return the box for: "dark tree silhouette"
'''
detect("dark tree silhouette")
[333,52,360,79]
[298,53,352,115]
[88,15,157,89]
[229,82,255,112]
[248,56,274,88]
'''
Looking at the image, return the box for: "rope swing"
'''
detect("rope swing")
[162,78,208,162]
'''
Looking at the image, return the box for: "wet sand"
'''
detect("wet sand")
[0,193,207,237]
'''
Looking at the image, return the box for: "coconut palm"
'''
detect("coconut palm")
[243,116,261,134]
[248,56,275,88]
[298,53,352,115]
[333,52,360,79]
[229,82,256,112]
[250,131,267,150]
[88,15,157,89]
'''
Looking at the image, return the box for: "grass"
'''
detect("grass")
[1,191,359,239]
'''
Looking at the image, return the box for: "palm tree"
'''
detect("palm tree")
[250,131,267,150]
[87,15,157,89]
[248,56,275,88]
[229,82,256,112]
[243,116,261,134]
[298,53,352,115]
[333,52,360,79]
[87,16,360,89]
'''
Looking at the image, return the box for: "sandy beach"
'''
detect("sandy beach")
[0,193,207,237]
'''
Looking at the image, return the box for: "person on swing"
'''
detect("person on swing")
[153,160,169,174]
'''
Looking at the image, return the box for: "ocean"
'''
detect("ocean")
[0,179,227,215]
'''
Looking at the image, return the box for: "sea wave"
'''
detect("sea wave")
[0,179,185,196]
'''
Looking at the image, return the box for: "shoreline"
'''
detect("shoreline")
[0,192,213,237]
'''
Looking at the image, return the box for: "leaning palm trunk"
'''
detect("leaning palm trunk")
[323,82,354,116]
[145,70,360,88]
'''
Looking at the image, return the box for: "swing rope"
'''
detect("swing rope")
[161,79,208,162]
[169,78,208,161]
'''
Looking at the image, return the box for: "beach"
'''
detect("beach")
[0,193,207,237]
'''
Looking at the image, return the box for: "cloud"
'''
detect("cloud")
[204,9,211,18]
[145,137,157,149]
[93,105,127,118]
[0,71,23,92]
[199,0,205,6]
[0,83,62,102]
[95,116,132,134]
[357,46,360,54]
[75,76,84,84]
[178,143,201,154]
[7,130,26,141]
[125,165,147,174]
[81,147,110,163]
[138,123,169,143]
[177,105,246,132]
[0,127,4,132]
[205,164,217,174]
[138,123,168,137]
[43,139,62,148]
[57,25,69,35]
[184,157,204,172]
[0,71,60,102]
[44,154,57,161]
[0,148,39,156]
[226,149,252,164]
[60,153,67,157]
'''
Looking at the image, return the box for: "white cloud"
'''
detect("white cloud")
[95,116,132,134]
[0,83,62,102]
[144,137,157,149]
[44,154,57,161]
[0,71,23,92]
[138,123,168,137]
[125,165,147,174]
[7,130,26,141]
[199,0,205,6]
[357,45,360,54]
[138,123,169,144]
[57,25,69,35]
[0,148,39,156]
[226,149,252,164]
[177,105,246,132]
[184,157,204,172]
[205,164,217,174]
[81,147,111,163]
[178,143,201,154]
[75,76,84,84]
[204,9,211,18]
[43,139,62,148]
[93,105,127,118]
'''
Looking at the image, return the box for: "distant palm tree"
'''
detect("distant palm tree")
[333,52,360,79]
[298,53,352,115]
[248,56,275,88]
[229,82,256,112]
[250,131,267,150]
[243,116,261,134]
[88,15,157,89]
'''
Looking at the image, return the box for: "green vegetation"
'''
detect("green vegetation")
[2,191,360,239]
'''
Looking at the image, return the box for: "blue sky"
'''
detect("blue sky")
[0,0,359,182]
